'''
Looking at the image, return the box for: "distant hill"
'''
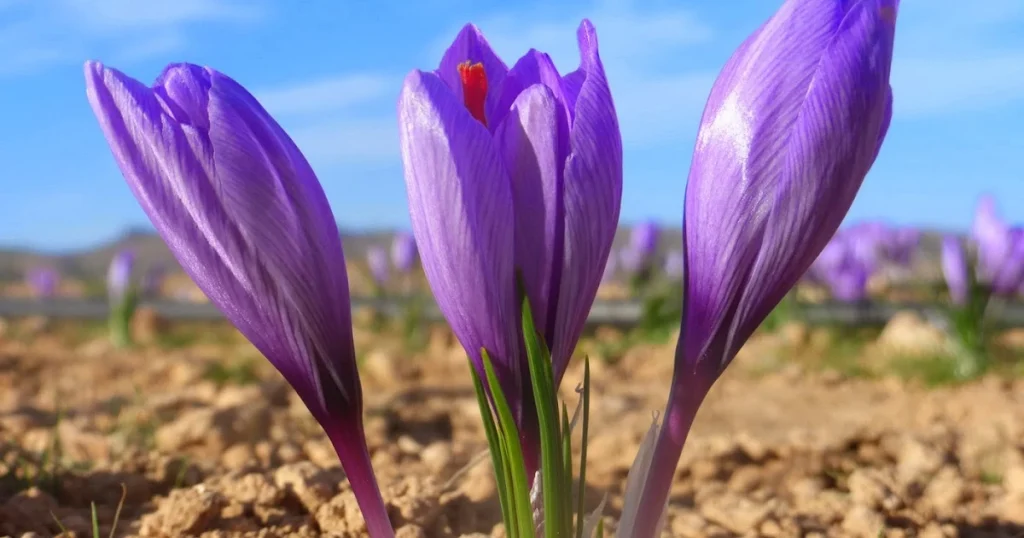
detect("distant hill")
[0,225,948,283]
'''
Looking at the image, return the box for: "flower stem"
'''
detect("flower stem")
[630,373,710,538]
[327,426,395,538]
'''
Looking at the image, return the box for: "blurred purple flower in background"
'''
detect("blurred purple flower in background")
[629,221,660,258]
[397,19,622,478]
[663,250,684,280]
[107,249,135,300]
[27,267,59,299]
[367,246,390,286]
[618,244,647,275]
[881,226,920,266]
[628,0,898,534]
[971,196,1024,296]
[941,235,969,306]
[85,61,393,536]
[390,232,418,273]
[142,263,166,298]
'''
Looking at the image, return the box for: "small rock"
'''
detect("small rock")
[420,442,453,474]
[848,469,891,508]
[395,524,428,538]
[1005,465,1024,497]
[897,437,944,486]
[842,505,885,537]
[140,486,225,536]
[698,493,771,534]
[875,311,947,357]
[670,511,707,538]
[922,466,965,513]
[274,462,339,513]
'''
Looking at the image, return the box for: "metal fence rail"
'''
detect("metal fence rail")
[4,298,1024,328]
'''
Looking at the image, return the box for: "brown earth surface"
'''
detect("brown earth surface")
[0,315,1023,538]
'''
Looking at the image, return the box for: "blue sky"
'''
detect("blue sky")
[1,0,1023,251]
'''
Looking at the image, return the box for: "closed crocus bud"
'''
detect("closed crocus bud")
[85,61,393,537]
[390,232,418,273]
[941,235,969,306]
[367,246,390,286]
[107,249,135,301]
[628,1,898,535]
[398,19,622,477]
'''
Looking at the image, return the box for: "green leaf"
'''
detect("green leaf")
[469,356,515,533]
[575,358,591,538]
[521,292,568,537]
[482,350,536,535]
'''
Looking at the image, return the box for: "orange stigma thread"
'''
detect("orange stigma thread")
[457,61,488,126]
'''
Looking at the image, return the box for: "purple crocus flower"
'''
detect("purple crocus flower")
[630,1,897,534]
[826,261,870,302]
[663,250,684,280]
[390,232,418,273]
[397,20,621,477]
[85,62,393,537]
[367,246,390,286]
[618,244,647,275]
[941,235,969,306]
[107,249,135,301]
[27,267,59,299]
[971,196,1024,295]
[881,226,920,266]
[630,221,660,258]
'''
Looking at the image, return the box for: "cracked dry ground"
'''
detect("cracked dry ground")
[1,321,1023,538]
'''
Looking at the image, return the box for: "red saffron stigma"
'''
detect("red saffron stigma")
[457,61,488,126]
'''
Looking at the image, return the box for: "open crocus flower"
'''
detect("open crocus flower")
[85,61,394,537]
[398,19,621,477]
[625,1,898,535]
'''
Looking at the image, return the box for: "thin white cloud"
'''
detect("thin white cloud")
[57,0,262,31]
[892,52,1024,117]
[0,0,265,76]
[286,118,399,166]
[256,74,398,117]
[889,0,1024,118]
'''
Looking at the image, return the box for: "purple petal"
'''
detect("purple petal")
[492,50,571,131]
[548,18,623,378]
[397,69,522,404]
[495,83,570,348]
[85,61,360,426]
[437,24,510,127]
[680,0,896,373]
[941,235,969,305]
